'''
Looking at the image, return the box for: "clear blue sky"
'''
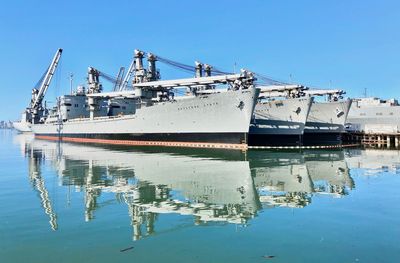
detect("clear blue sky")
[1,0,399,120]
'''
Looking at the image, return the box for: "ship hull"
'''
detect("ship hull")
[249,97,313,146]
[32,89,259,150]
[304,99,352,145]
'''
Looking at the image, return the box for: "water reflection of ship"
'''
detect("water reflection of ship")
[304,150,355,197]
[248,150,354,208]
[345,148,400,175]
[17,134,356,239]
[249,151,313,208]
[18,135,261,240]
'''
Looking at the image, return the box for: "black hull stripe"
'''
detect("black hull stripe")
[248,134,304,147]
[302,132,342,146]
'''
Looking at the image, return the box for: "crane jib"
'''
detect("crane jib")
[31,49,63,110]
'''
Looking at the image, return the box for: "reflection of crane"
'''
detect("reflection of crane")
[30,49,63,123]
[27,148,58,230]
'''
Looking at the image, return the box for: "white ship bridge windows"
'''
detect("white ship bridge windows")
[376,112,383,116]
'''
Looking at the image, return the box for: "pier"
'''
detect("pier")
[343,132,400,148]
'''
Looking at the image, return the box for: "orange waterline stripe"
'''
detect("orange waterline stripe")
[34,135,248,150]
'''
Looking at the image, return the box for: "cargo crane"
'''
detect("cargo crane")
[119,54,136,91]
[16,48,63,127]
[113,67,125,91]
[304,89,345,102]
[257,84,308,99]
[87,67,103,94]
[30,49,63,111]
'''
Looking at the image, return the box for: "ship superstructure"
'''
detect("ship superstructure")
[30,49,260,150]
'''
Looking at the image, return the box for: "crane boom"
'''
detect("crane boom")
[31,48,63,109]
[119,59,135,91]
[304,89,345,96]
[113,67,125,91]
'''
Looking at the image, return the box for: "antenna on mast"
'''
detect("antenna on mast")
[69,73,74,95]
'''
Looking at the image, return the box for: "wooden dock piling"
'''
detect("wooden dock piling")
[343,132,400,149]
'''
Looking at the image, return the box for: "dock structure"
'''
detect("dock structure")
[343,132,400,148]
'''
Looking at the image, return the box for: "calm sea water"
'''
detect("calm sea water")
[0,130,399,263]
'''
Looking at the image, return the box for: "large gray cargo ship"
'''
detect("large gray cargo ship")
[28,49,260,150]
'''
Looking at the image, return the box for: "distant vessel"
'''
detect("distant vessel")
[249,85,313,146]
[346,97,400,134]
[303,89,352,145]
[29,49,260,150]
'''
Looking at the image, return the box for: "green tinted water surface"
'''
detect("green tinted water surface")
[0,130,399,263]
